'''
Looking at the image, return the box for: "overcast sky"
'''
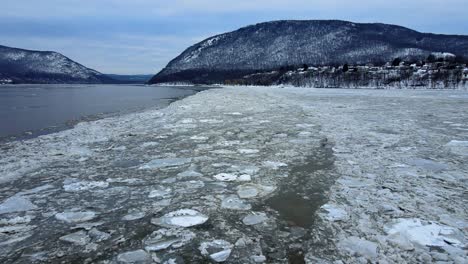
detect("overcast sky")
[1,0,467,74]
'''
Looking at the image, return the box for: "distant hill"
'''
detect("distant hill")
[105,74,153,84]
[149,20,468,84]
[0,45,115,84]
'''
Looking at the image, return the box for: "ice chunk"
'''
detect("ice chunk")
[237,185,259,198]
[199,240,233,262]
[55,211,97,223]
[122,212,146,221]
[151,209,208,228]
[148,187,172,198]
[63,180,109,192]
[263,161,287,170]
[338,236,378,259]
[238,174,252,182]
[251,255,267,263]
[242,212,268,225]
[141,141,159,148]
[446,140,468,155]
[385,218,464,248]
[144,228,195,251]
[89,228,111,242]
[59,230,90,246]
[0,196,37,214]
[177,170,203,178]
[408,159,448,172]
[190,136,209,141]
[214,173,238,182]
[237,184,275,199]
[321,204,349,222]
[221,195,252,210]
[238,149,260,154]
[139,158,191,169]
[117,250,151,263]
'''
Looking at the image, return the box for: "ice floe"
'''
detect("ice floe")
[199,240,234,262]
[237,184,275,198]
[117,250,151,263]
[385,218,465,248]
[242,212,268,225]
[139,158,192,169]
[144,228,195,251]
[151,209,208,228]
[214,173,238,182]
[0,196,37,214]
[148,187,172,198]
[221,195,251,210]
[59,230,90,246]
[320,204,349,222]
[338,236,378,260]
[63,180,109,192]
[55,211,97,223]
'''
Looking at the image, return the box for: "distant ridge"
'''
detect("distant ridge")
[149,20,468,84]
[0,45,115,84]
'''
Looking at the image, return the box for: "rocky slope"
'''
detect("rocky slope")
[0,45,115,84]
[149,20,468,84]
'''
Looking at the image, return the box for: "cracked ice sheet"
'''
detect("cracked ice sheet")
[0,86,467,263]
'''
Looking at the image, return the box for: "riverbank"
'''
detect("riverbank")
[0,86,467,263]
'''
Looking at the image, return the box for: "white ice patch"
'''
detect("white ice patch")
[55,211,97,223]
[321,204,349,222]
[238,149,260,154]
[338,236,378,259]
[151,209,208,228]
[144,228,195,252]
[263,161,287,170]
[237,184,276,198]
[122,212,146,221]
[141,142,159,148]
[117,250,151,263]
[214,173,238,182]
[385,218,464,248]
[190,136,209,141]
[148,187,172,198]
[177,170,203,178]
[221,195,252,210]
[63,180,109,192]
[199,240,234,262]
[59,230,90,246]
[446,140,468,155]
[139,158,192,169]
[238,174,252,182]
[408,158,448,172]
[0,196,37,214]
[242,212,268,225]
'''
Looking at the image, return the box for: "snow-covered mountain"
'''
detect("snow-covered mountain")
[0,45,115,84]
[149,20,468,84]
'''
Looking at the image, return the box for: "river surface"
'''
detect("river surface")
[0,84,209,140]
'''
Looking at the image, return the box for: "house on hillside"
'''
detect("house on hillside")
[463,68,468,79]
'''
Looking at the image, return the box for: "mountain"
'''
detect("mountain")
[0,45,115,84]
[149,20,468,84]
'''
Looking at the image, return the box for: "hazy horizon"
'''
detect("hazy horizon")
[2,0,468,74]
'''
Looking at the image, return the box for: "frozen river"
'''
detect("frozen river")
[0,84,208,140]
[0,87,467,263]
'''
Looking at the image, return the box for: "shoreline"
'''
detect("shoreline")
[0,86,466,263]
